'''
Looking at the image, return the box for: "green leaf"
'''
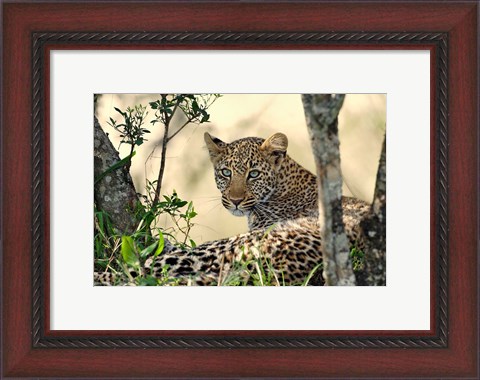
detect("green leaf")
[121,236,138,266]
[139,241,158,258]
[96,211,104,232]
[192,100,199,112]
[201,113,210,123]
[189,239,196,248]
[302,263,323,286]
[137,276,158,286]
[114,107,126,117]
[154,232,165,258]
[185,202,197,219]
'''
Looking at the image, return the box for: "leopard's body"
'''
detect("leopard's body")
[94,132,371,286]
[145,218,324,286]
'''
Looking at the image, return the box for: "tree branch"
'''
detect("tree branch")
[152,118,169,207]
[151,95,187,207]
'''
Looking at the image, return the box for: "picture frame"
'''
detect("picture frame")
[2,1,477,378]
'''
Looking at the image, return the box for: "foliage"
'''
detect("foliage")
[149,94,220,126]
[94,190,197,286]
[95,94,220,285]
[139,186,198,249]
[103,94,221,196]
[350,246,365,272]
[107,104,149,171]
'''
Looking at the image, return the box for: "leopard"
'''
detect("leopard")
[203,131,368,233]
[94,132,370,286]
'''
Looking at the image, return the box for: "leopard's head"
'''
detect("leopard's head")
[204,132,288,217]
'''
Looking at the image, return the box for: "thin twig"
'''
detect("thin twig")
[167,96,182,125]
[152,121,169,206]
[152,95,173,206]
[167,119,191,143]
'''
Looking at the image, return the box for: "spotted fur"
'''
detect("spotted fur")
[144,218,325,285]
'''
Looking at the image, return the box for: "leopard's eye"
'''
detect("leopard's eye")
[248,170,260,179]
[221,168,232,177]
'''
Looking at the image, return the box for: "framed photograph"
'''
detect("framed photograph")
[91,92,385,289]
[2,1,478,378]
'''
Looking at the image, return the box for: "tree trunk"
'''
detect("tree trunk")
[302,94,356,286]
[94,116,138,234]
[356,136,386,286]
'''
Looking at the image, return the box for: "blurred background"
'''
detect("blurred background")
[95,94,386,243]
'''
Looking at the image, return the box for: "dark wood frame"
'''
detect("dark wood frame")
[2,1,478,378]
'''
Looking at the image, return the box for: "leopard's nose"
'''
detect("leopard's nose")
[230,197,244,207]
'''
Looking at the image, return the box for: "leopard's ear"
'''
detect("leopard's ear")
[260,132,288,167]
[204,132,226,162]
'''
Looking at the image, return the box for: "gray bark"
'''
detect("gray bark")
[94,116,138,234]
[356,136,386,286]
[302,94,356,286]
